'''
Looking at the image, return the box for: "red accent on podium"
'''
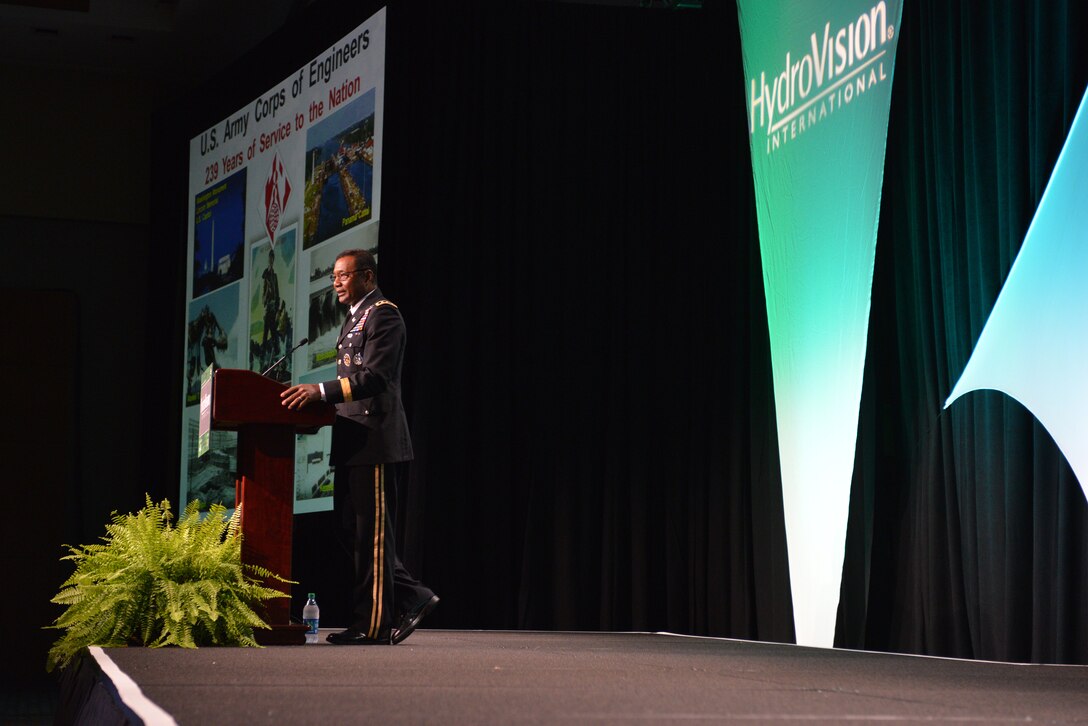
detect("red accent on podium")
[210,368,335,645]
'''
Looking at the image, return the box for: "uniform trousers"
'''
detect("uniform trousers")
[336,462,433,639]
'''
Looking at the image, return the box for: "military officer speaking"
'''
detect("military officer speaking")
[281,248,438,645]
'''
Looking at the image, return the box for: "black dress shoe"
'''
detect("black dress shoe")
[326,628,391,645]
[391,595,439,645]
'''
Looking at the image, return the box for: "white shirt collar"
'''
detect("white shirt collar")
[349,288,377,317]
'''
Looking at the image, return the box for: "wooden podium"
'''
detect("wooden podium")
[208,368,335,644]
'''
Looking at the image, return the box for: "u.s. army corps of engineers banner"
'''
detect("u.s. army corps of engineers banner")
[737,0,903,647]
[182,7,386,516]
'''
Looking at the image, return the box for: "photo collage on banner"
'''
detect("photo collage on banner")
[249,226,297,383]
[181,8,386,513]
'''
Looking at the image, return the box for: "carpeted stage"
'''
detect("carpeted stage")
[58,630,1088,724]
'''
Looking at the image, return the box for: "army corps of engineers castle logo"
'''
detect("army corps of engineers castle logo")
[260,150,293,246]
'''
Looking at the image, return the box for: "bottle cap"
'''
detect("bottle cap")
[308,592,315,599]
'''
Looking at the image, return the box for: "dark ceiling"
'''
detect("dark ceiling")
[0,0,700,98]
[0,0,299,90]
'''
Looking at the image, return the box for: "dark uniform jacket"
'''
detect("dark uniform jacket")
[322,288,414,466]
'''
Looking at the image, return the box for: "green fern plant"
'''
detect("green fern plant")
[46,496,290,671]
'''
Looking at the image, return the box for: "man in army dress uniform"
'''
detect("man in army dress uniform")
[281,248,438,645]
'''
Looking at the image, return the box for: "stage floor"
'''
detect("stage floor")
[70,630,1088,724]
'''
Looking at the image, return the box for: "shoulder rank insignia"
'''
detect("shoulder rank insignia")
[351,299,398,334]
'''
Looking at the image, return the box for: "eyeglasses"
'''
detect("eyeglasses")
[329,269,370,283]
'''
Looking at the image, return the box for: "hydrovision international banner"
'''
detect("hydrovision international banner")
[737,0,903,648]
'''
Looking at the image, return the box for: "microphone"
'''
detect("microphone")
[262,337,309,377]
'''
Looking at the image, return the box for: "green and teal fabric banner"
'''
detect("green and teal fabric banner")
[947,87,1088,500]
[737,0,903,647]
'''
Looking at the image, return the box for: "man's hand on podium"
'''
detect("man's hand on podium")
[281,383,321,410]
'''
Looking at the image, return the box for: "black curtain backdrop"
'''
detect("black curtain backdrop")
[382,1,792,642]
[840,0,1088,662]
[148,0,1088,664]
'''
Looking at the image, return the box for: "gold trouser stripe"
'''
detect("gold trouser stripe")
[367,464,386,639]
[340,378,353,402]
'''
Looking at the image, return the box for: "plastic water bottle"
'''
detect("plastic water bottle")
[303,593,320,643]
